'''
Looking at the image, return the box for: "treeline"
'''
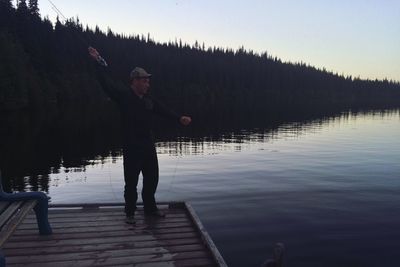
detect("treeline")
[1,0,400,122]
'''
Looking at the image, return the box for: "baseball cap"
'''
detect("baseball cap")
[130,67,152,79]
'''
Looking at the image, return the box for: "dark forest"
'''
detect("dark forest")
[1,0,399,118]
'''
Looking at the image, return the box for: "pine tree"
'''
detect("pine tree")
[0,0,14,29]
[28,0,39,16]
[16,0,29,39]
[0,0,12,10]
[17,0,28,12]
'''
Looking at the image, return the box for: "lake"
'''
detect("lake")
[2,109,400,266]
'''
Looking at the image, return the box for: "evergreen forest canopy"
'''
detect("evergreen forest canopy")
[1,0,400,124]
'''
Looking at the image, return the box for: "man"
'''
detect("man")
[88,47,191,224]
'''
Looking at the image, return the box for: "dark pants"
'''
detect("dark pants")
[123,146,159,216]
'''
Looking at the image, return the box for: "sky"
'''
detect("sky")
[32,0,400,82]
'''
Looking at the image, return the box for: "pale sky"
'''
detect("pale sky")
[33,0,400,82]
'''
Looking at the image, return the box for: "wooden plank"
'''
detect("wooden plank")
[0,201,21,229]
[0,200,37,246]
[4,237,204,256]
[6,243,208,264]
[42,207,185,217]
[12,221,193,236]
[0,201,10,214]
[17,216,189,230]
[8,257,215,267]
[7,243,205,258]
[22,212,187,224]
[14,220,191,232]
[7,250,212,267]
[48,202,181,209]
[10,226,197,241]
[5,231,200,249]
[185,203,228,267]
[16,208,185,223]
[109,258,217,267]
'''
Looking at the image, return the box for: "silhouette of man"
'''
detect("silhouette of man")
[88,47,191,224]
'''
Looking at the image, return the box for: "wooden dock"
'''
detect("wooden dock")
[2,202,227,267]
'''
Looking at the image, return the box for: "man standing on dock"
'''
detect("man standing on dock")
[88,47,191,224]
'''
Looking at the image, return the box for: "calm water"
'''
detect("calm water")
[9,110,400,266]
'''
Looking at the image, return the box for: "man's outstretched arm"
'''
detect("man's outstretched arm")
[88,46,124,103]
[152,97,191,126]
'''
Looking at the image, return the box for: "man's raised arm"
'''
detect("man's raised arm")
[88,46,124,103]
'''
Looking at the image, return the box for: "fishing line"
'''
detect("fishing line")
[47,0,67,22]
[167,147,181,194]
[47,0,113,198]
[166,127,188,196]
[47,0,94,51]
[48,0,183,198]
[108,159,118,201]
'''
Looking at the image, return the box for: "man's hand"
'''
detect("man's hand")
[180,116,191,126]
[88,46,108,67]
[88,46,100,61]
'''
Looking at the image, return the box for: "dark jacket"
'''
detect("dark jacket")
[95,65,180,151]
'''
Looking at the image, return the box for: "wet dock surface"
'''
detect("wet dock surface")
[3,202,226,267]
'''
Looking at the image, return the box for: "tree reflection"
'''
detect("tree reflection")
[1,107,397,192]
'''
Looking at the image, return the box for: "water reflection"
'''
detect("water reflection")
[0,108,398,193]
[157,108,398,156]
